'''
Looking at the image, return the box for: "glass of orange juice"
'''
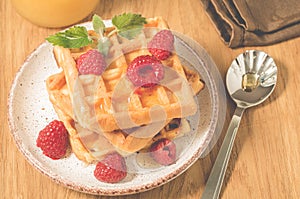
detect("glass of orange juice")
[12,0,99,28]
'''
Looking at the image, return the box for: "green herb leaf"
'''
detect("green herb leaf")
[46,26,93,48]
[98,37,111,56]
[112,13,147,40]
[92,14,105,34]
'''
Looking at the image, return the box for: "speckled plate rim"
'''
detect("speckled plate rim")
[7,21,226,196]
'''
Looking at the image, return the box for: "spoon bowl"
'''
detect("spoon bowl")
[202,50,277,199]
[226,50,277,108]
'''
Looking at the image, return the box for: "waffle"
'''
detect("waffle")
[46,17,204,163]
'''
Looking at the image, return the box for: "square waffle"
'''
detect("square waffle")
[46,17,204,163]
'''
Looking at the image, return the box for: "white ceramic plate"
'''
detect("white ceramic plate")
[7,21,226,195]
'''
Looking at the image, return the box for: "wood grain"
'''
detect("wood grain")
[1,0,300,198]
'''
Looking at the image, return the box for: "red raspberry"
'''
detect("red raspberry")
[127,55,164,87]
[150,138,176,165]
[147,29,174,60]
[36,120,69,160]
[76,49,106,75]
[94,152,127,183]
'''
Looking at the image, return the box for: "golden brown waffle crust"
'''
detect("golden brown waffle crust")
[46,17,204,163]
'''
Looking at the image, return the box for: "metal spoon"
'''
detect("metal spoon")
[201,50,277,199]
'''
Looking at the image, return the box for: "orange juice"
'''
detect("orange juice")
[12,0,99,28]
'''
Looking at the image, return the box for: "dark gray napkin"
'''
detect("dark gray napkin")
[201,0,300,48]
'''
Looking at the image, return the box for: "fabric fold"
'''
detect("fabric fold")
[201,0,300,48]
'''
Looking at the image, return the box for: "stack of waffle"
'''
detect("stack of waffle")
[46,17,204,163]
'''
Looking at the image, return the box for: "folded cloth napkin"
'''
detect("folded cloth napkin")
[201,0,300,48]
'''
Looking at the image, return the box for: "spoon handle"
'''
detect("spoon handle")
[201,106,244,199]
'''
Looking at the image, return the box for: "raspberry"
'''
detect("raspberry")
[148,29,174,60]
[150,138,176,165]
[36,120,69,160]
[127,55,164,87]
[76,49,106,75]
[94,152,127,183]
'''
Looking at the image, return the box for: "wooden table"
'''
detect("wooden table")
[1,0,300,198]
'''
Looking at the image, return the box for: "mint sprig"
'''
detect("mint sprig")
[112,13,147,39]
[46,13,147,50]
[46,26,93,48]
[92,15,105,34]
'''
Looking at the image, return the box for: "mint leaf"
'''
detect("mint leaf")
[46,26,92,48]
[112,13,147,39]
[98,37,111,56]
[92,14,105,34]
